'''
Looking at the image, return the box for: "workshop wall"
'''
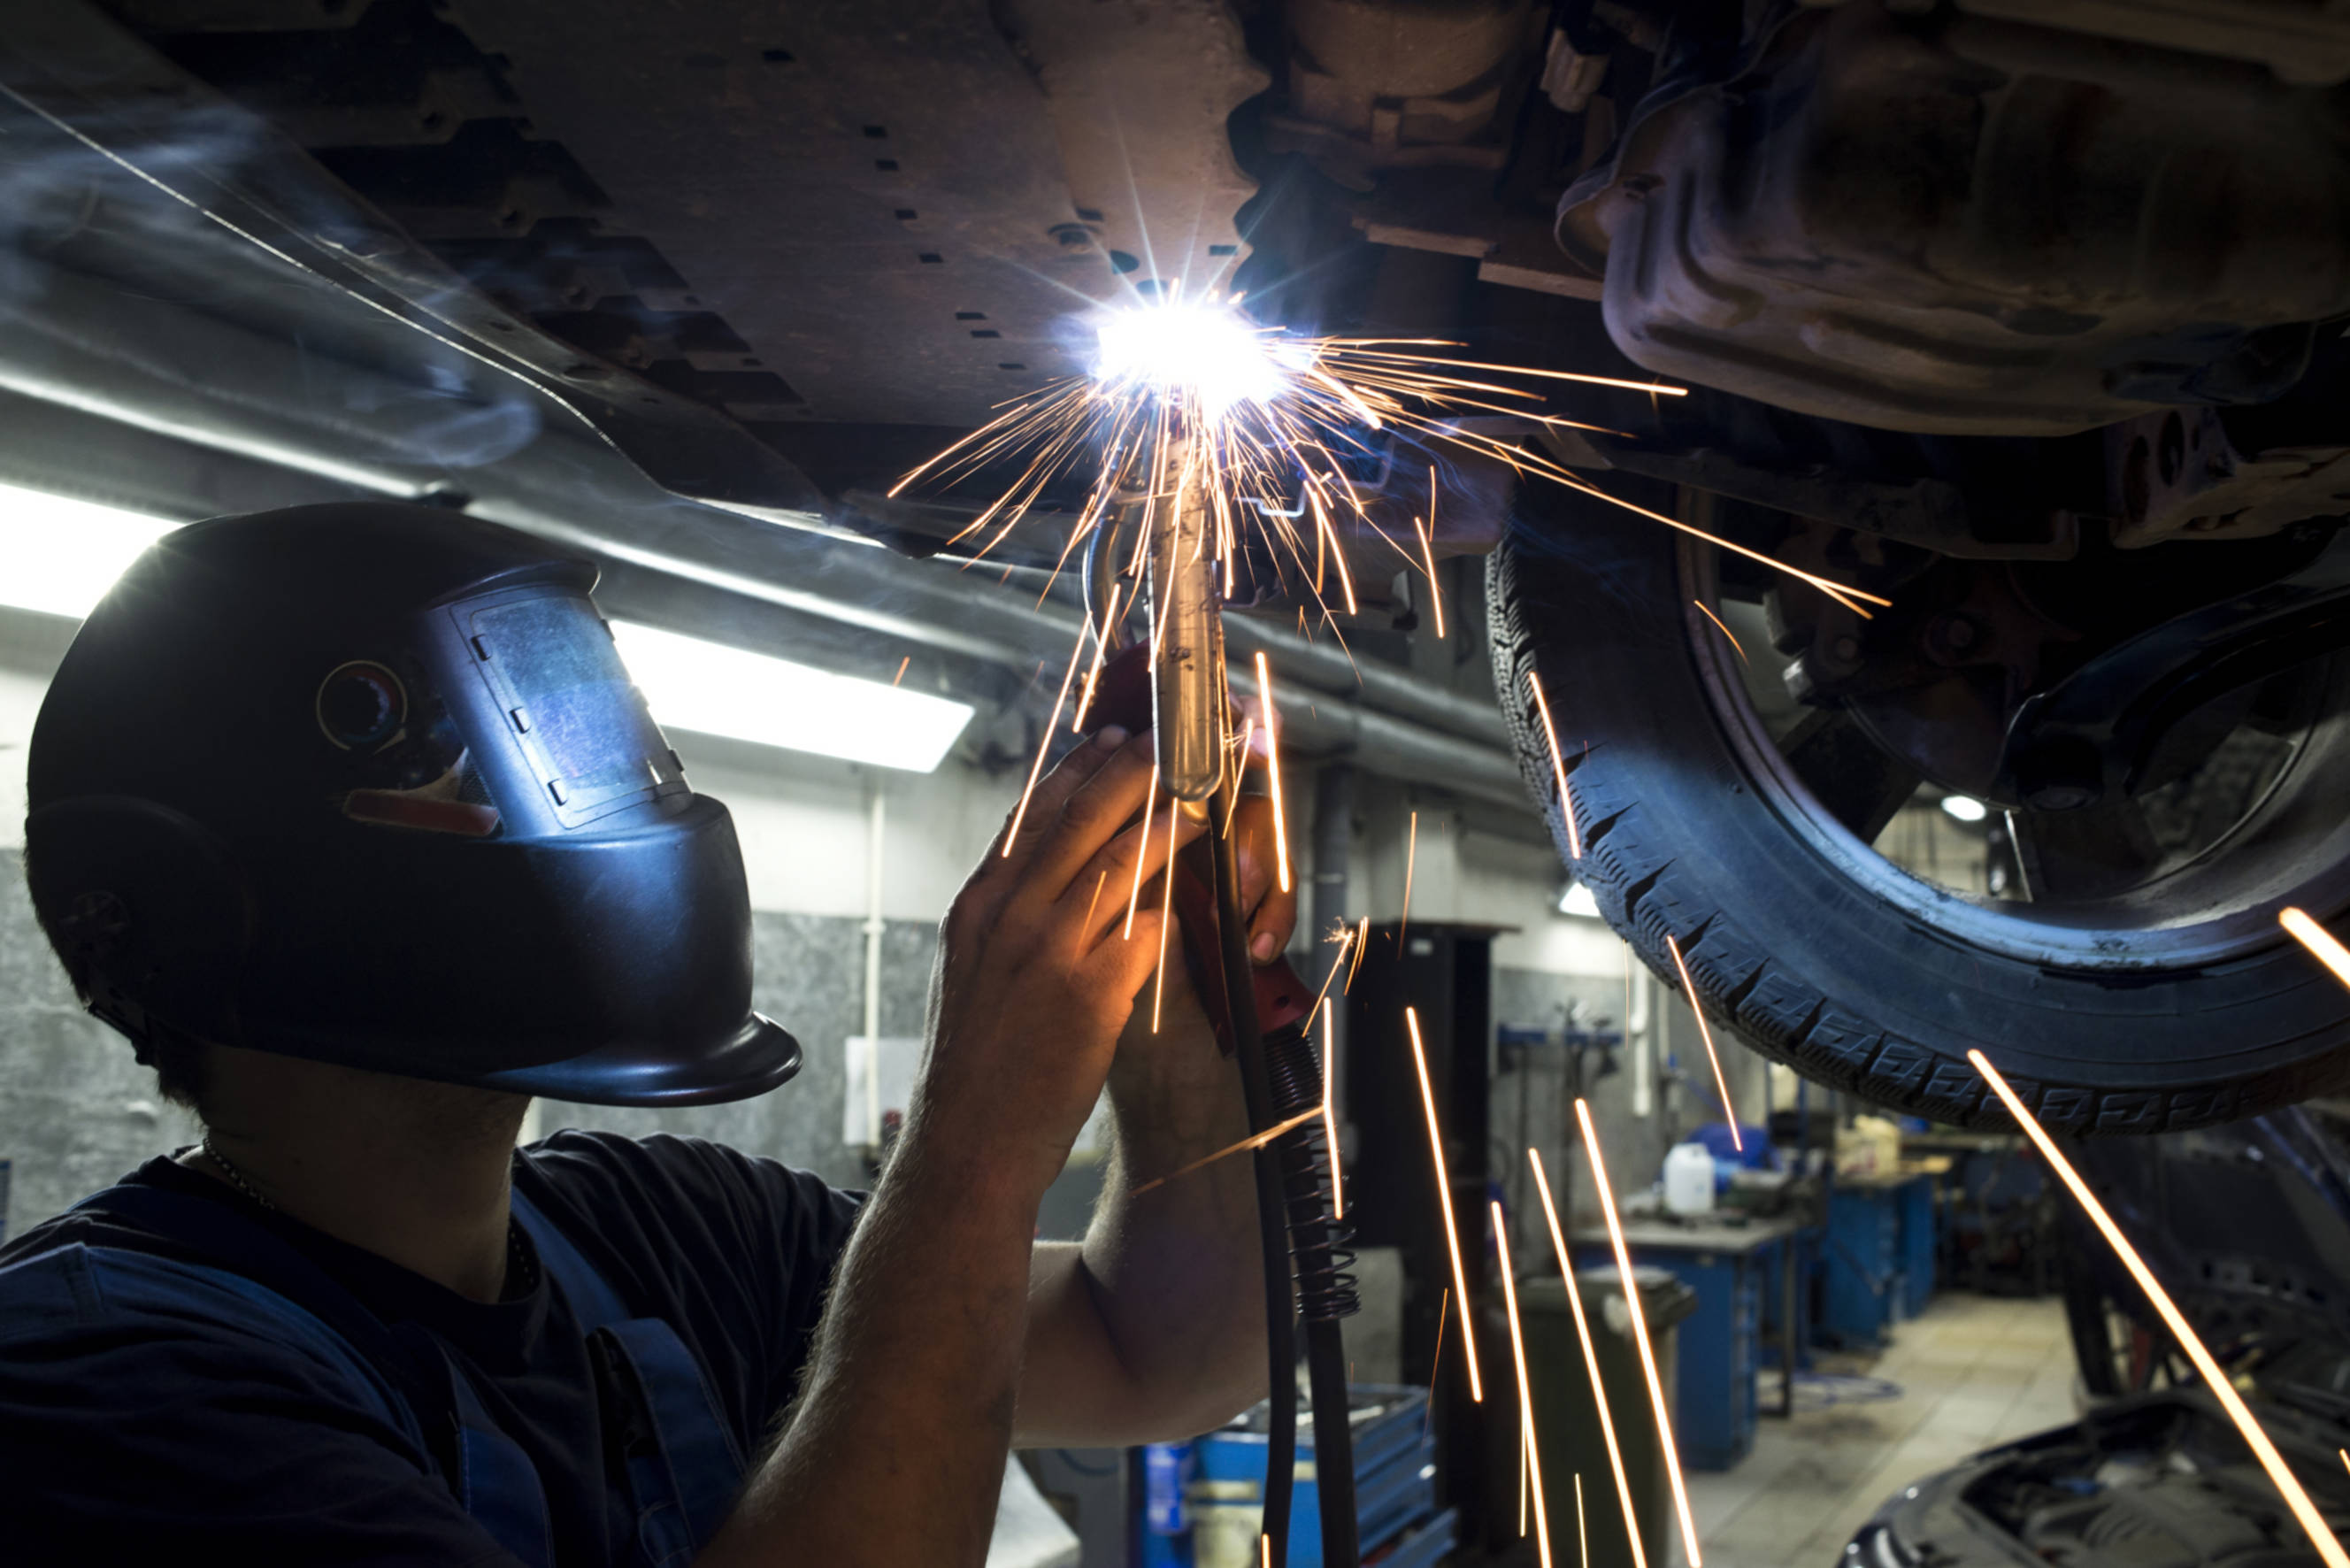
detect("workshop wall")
[0,854,201,1239]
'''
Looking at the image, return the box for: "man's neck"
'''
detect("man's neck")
[182,1046,532,1303]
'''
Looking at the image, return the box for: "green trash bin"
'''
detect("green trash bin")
[1517,1265,1699,1568]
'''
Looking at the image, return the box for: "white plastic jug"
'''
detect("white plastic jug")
[1663,1141,1716,1218]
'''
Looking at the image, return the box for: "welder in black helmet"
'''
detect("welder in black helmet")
[0,503,1291,1565]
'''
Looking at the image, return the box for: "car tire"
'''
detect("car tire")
[1486,480,2350,1134]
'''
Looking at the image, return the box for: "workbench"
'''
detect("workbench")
[1571,1214,1804,1471]
[1818,1170,1939,1345]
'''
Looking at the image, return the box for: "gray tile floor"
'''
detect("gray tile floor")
[1675,1292,2077,1568]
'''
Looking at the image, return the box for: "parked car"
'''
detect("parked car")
[1851,1104,2350,1565]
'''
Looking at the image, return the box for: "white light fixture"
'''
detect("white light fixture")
[0,481,180,619]
[1939,795,1990,824]
[0,480,975,772]
[611,620,972,773]
[1557,880,1601,919]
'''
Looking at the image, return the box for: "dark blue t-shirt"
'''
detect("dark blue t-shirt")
[0,1130,863,1565]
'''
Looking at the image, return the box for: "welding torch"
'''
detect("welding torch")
[1081,443,1358,1568]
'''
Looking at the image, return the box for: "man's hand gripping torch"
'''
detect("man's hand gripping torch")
[1081,446,1358,1568]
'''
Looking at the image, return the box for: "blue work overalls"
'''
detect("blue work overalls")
[0,1180,747,1567]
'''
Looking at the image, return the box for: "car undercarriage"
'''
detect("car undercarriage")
[10,0,2350,1128]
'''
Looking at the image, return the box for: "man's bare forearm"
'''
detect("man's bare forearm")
[1074,1021,1269,1434]
[698,1134,1039,1568]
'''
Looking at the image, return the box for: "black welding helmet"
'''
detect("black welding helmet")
[22,502,801,1105]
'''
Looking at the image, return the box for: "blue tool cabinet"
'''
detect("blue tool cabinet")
[1139,1386,1453,1567]
[1821,1174,1934,1344]
[1897,1175,1937,1319]
[1571,1219,1799,1473]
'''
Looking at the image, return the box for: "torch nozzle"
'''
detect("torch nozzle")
[1150,437,1225,802]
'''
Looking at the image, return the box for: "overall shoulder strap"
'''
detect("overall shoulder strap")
[65,1184,557,1568]
[510,1186,747,1564]
[68,1185,422,1380]
[509,1187,629,1327]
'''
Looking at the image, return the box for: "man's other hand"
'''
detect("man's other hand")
[1110,794,1298,1103]
[913,726,1194,1202]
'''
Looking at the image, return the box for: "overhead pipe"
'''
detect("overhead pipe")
[0,259,1535,807]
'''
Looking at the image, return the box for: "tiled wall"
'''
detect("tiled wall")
[0,851,937,1236]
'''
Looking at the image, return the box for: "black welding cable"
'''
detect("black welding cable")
[1263,1024,1361,1567]
[1304,1322,1358,1564]
[1205,787,1301,1568]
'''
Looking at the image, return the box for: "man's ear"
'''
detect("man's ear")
[25,796,254,1044]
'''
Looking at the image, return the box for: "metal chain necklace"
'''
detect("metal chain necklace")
[196,1134,539,1295]
[200,1134,277,1211]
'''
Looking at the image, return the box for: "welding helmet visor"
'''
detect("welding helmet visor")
[24,503,800,1106]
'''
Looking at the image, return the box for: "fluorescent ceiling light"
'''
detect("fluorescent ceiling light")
[1557,880,1601,919]
[0,482,974,772]
[0,481,180,619]
[1939,795,1989,824]
[611,620,972,773]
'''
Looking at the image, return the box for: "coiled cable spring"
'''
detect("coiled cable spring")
[1263,1023,1358,1325]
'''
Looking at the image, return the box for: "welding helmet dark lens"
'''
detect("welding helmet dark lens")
[456,592,682,827]
[23,503,799,1107]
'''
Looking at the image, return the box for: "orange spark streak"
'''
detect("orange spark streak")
[1320,997,1344,1218]
[1256,652,1293,894]
[1308,926,1356,1020]
[1124,763,1159,940]
[2339,1448,2349,1480]
[1575,1474,1588,1568]
[1551,471,1892,616]
[892,656,910,687]
[1692,601,1747,665]
[1425,1286,1450,1439]
[1261,1534,1271,1568]
[1578,1100,1704,1566]
[1002,634,1088,857]
[1526,671,1582,859]
[2283,907,2350,991]
[1970,1049,2350,1568]
[1494,1202,1553,1565]
[1415,514,1447,640]
[1529,1150,1646,1568]
[1329,344,1687,396]
[1348,916,1369,991]
[1408,1005,1483,1401]
[1308,488,1358,615]
[1071,582,1124,733]
[1080,869,1109,938]
[1401,810,1418,949]
[1663,933,1741,1152]
[1149,805,1179,1033]
[1222,718,1257,836]
[1132,1103,1328,1195]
